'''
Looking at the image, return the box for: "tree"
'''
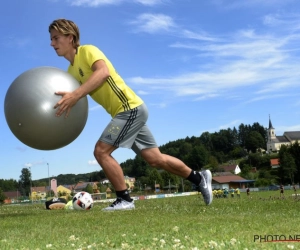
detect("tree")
[290,141,300,184]
[160,171,179,188]
[256,169,277,186]
[239,161,252,175]
[124,156,148,178]
[19,168,31,196]
[178,142,193,158]
[185,145,209,170]
[280,152,297,184]
[207,156,219,172]
[211,129,234,154]
[245,131,265,153]
[137,176,150,189]
[247,153,265,169]
[0,188,5,204]
[89,171,102,182]
[251,122,268,147]
[148,169,163,190]
[199,132,213,152]
[84,184,93,194]
[229,146,247,159]
[238,123,251,147]
[0,179,18,191]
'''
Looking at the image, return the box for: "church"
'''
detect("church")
[267,116,300,152]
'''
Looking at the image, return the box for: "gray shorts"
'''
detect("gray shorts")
[99,103,157,154]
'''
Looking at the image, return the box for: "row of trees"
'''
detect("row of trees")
[0,188,5,204]
[1,122,299,199]
[0,168,32,198]
[119,122,268,179]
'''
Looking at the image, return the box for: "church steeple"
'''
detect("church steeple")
[269,114,274,129]
[268,115,276,142]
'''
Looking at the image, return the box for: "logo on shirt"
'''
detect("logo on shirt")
[78,67,84,77]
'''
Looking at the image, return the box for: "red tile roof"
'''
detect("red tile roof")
[214,172,234,176]
[31,186,47,192]
[3,191,22,199]
[221,165,238,171]
[212,175,246,184]
[270,158,279,166]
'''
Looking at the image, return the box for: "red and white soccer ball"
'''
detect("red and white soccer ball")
[72,191,94,210]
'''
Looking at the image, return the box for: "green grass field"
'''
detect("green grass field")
[0,190,299,250]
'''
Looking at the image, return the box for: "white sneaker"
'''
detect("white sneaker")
[102,198,135,211]
[199,170,213,205]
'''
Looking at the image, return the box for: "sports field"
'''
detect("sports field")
[0,190,299,250]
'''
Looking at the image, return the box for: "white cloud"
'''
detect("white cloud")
[68,0,122,6]
[275,124,300,135]
[149,102,167,108]
[136,90,149,95]
[129,13,216,42]
[89,105,101,111]
[212,0,296,10]
[130,13,176,33]
[88,160,99,165]
[219,120,241,130]
[135,0,166,6]
[128,20,300,103]
[24,161,46,168]
[181,30,217,42]
[263,13,300,32]
[1,36,30,49]
[66,0,164,6]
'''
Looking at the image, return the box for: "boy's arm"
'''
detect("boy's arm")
[54,59,110,117]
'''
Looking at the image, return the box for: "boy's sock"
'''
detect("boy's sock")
[186,170,202,185]
[116,190,133,202]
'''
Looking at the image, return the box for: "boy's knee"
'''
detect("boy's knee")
[93,141,115,160]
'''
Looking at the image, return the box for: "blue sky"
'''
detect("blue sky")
[1,0,300,181]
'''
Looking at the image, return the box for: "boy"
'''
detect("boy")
[49,19,213,210]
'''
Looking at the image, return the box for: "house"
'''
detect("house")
[267,116,300,152]
[57,185,72,196]
[31,186,47,201]
[212,173,254,189]
[100,176,136,190]
[3,191,22,203]
[100,178,110,185]
[73,181,98,193]
[270,158,280,169]
[124,176,136,190]
[220,164,241,174]
[62,184,75,191]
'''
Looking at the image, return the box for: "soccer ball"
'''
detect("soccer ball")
[72,192,94,210]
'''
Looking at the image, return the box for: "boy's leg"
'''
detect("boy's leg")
[94,141,135,211]
[94,104,150,211]
[140,147,213,205]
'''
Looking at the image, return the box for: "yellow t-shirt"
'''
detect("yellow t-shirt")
[68,45,143,117]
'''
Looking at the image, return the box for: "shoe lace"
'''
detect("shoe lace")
[110,198,122,207]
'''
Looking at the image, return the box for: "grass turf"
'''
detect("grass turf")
[0,190,299,250]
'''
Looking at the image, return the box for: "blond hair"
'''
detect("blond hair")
[49,19,80,48]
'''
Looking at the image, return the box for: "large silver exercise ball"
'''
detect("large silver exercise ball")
[4,67,88,150]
